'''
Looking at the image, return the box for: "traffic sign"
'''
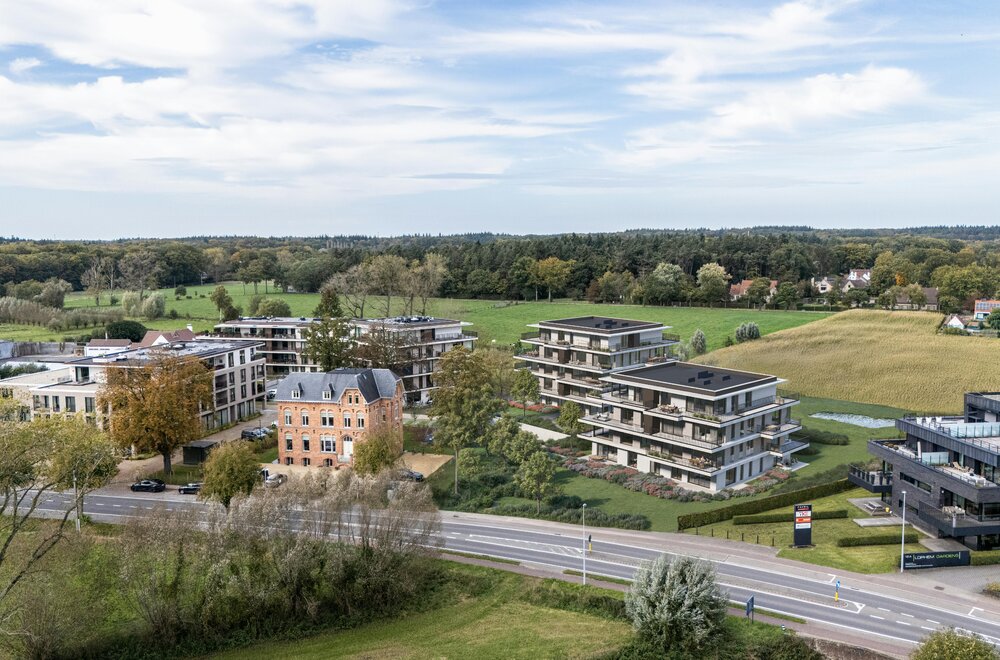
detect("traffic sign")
[746,595,755,621]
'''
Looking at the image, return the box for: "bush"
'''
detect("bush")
[174,285,187,296]
[972,551,1000,566]
[141,293,166,320]
[677,479,854,529]
[105,320,148,342]
[733,509,848,525]
[794,428,849,445]
[522,579,626,620]
[120,291,142,316]
[487,503,651,530]
[256,298,292,317]
[836,532,917,547]
[984,583,1000,599]
[735,322,760,343]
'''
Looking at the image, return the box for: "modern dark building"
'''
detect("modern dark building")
[855,392,1000,550]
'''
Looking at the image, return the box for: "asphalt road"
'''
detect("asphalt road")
[33,489,1000,654]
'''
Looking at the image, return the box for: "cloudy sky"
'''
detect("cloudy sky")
[1,0,998,238]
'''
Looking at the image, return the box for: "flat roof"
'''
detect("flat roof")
[72,338,262,367]
[353,316,467,328]
[0,367,73,386]
[216,316,320,327]
[538,316,666,333]
[609,361,776,393]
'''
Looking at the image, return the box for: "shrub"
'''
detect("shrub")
[487,503,651,530]
[984,583,1000,599]
[174,285,187,296]
[256,298,292,317]
[735,322,760,343]
[794,428,849,445]
[733,509,849,525]
[120,291,142,316]
[105,320,148,342]
[911,628,1000,660]
[677,479,854,529]
[141,293,166,320]
[836,532,917,547]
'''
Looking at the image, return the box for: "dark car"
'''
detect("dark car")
[130,479,166,493]
[399,468,424,482]
[241,428,269,440]
[177,482,203,495]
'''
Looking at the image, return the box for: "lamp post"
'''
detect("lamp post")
[900,490,907,573]
[582,503,587,586]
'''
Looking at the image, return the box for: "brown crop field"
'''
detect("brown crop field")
[694,310,1000,413]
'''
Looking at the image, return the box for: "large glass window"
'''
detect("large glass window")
[321,436,334,453]
[302,435,310,452]
[284,410,292,425]
[301,412,309,426]
[285,435,293,451]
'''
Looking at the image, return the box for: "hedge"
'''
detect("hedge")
[677,479,854,530]
[837,533,917,547]
[794,428,849,446]
[972,551,1000,566]
[732,509,849,525]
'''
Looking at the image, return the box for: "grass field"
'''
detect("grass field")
[692,487,928,573]
[46,282,831,350]
[695,309,1000,413]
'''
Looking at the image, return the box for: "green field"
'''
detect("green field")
[696,309,1000,413]
[693,487,928,573]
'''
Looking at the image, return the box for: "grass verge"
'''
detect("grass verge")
[442,550,521,565]
[563,569,631,586]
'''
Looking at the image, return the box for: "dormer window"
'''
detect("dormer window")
[291,389,300,399]
[322,390,331,400]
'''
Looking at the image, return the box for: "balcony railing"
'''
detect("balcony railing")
[520,331,540,341]
[872,440,1000,489]
[647,449,720,472]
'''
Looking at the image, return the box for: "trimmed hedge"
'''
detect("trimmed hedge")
[677,479,853,530]
[733,509,849,525]
[972,551,1000,566]
[837,533,917,547]
[794,428,849,446]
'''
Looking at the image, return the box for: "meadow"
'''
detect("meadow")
[695,309,1000,413]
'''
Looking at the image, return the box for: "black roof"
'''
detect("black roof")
[610,362,775,393]
[274,368,401,404]
[539,316,663,333]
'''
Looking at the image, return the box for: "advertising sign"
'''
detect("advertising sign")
[793,503,812,546]
[903,551,970,570]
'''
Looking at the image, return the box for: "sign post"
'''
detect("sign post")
[746,595,755,622]
[793,503,813,547]
[835,579,840,602]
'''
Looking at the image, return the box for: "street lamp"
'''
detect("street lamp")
[582,503,587,586]
[900,490,907,573]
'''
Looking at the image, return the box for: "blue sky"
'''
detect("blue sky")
[1,0,998,239]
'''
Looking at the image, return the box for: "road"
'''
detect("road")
[34,489,1000,656]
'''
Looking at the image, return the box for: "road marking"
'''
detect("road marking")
[897,621,911,626]
[144,506,153,510]
[878,607,891,612]
[870,615,885,620]
[927,620,940,625]
[112,504,121,508]
[921,626,935,631]
[95,503,105,506]
[901,613,914,618]
[970,607,984,616]
[857,604,866,614]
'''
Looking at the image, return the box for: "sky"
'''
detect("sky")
[1,0,999,239]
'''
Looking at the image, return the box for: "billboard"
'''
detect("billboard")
[793,503,812,546]
[903,551,971,570]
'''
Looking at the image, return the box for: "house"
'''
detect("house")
[855,393,1000,551]
[582,362,805,491]
[841,278,870,294]
[138,326,196,347]
[214,316,322,376]
[84,338,133,357]
[974,300,1000,321]
[847,269,871,283]
[350,316,477,405]
[729,279,778,302]
[810,276,839,295]
[943,314,974,332]
[521,317,678,415]
[895,287,939,311]
[274,368,404,467]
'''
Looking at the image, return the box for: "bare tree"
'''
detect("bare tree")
[118,250,162,300]
[412,253,448,315]
[330,264,374,319]
[368,254,408,317]
[80,260,106,306]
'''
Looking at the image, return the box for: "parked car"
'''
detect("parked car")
[266,389,277,400]
[177,482,203,495]
[399,468,424,482]
[260,469,287,488]
[241,427,269,440]
[130,479,166,493]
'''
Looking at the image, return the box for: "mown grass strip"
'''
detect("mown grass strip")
[440,549,520,565]
[563,569,631,586]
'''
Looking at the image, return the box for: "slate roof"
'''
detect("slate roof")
[275,368,401,404]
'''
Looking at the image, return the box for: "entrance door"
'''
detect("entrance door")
[342,436,353,459]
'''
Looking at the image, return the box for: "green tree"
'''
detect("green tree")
[210,285,235,321]
[105,320,147,342]
[369,254,409,316]
[141,293,165,320]
[43,416,118,530]
[511,368,539,419]
[625,555,727,656]
[557,400,585,436]
[639,262,683,305]
[515,451,556,513]
[988,309,1000,329]
[302,316,354,371]
[479,347,516,400]
[911,628,999,660]
[353,424,403,476]
[773,282,799,310]
[431,348,502,495]
[313,282,344,317]
[535,256,576,302]
[696,263,730,306]
[199,441,260,509]
[690,329,707,355]
[256,298,292,317]
[744,277,773,307]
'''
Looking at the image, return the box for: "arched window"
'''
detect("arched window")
[284,409,292,426]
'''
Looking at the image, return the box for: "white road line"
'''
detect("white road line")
[878,607,891,612]
[927,619,940,625]
[870,615,885,620]
[897,621,912,626]
[112,504,121,508]
[921,626,935,631]
[970,607,984,616]
[95,503,105,506]
[901,613,914,618]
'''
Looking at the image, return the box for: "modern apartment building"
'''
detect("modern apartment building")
[27,338,266,431]
[274,368,404,467]
[350,316,477,405]
[974,300,1000,321]
[214,316,320,376]
[520,316,678,413]
[855,393,1000,551]
[582,362,804,491]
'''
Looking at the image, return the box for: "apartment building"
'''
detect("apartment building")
[350,316,477,405]
[855,393,1000,551]
[520,316,678,414]
[974,300,1000,321]
[214,316,320,376]
[0,367,74,421]
[27,337,266,430]
[274,368,404,467]
[582,362,803,491]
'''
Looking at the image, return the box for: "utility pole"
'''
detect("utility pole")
[900,490,907,573]
[73,469,80,534]
[582,503,587,586]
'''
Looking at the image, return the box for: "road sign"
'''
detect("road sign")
[793,503,813,546]
[746,595,754,621]
[903,551,970,570]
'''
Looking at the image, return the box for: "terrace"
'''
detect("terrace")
[869,440,1000,489]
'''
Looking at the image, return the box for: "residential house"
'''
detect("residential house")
[520,316,679,414]
[350,316,477,405]
[943,315,974,332]
[583,362,804,491]
[847,269,871,283]
[138,327,196,347]
[274,368,404,467]
[83,338,133,357]
[810,275,839,295]
[214,316,321,376]
[729,279,778,302]
[974,300,1000,322]
[841,278,870,295]
[0,367,74,421]
[854,393,1000,550]
[895,287,939,311]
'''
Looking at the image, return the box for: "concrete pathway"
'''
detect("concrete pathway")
[405,412,569,441]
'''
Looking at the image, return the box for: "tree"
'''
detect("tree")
[690,329,707,355]
[35,278,73,309]
[535,256,575,302]
[81,260,106,306]
[845,287,870,308]
[99,356,213,475]
[120,291,142,316]
[353,324,408,371]
[639,262,684,305]
[988,309,1000,330]
[118,250,162,300]
[369,254,409,316]
[331,264,375,319]
[199,440,260,509]
[696,263,730,306]
[256,298,292,317]
[904,283,927,309]
[773,282,799,310]
[210,285,236,321]
[744,277,773,307]
[431,348,502,495]
[625,555,727,656]
[314,282,344,318]
[735,322,761,343]
[588,270,635,303]
[302,316,354,371]
[105,320,147,342]
[353,424,403,476]
[141,293,165,320]
[515,451,556,513]
[558,400,585,435]
[511,369,539,419]
[911,628,999,660]
[479,346,517,400]
[509,256,539,301]
[411,253,448,314]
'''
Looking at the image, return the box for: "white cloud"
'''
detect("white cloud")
[8,57,42,74]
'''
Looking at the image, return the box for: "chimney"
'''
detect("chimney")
[187,324,194,332]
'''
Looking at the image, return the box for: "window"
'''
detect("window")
[321,411,333,427]
[357,414,365,429]
[240,350,247,365]
[52,397,60,413]
[240,385,247,399]
[85,397,95,413]
[343,415,352,428]
[321,436,334,453]
[284,410,292,425]
[302,435,310,452]
[301,412,310,426]
[65,397,76,413]
[228,372,235,385]
[324,459,333,467]
[240,369,246,383]
[291,389,300,399]
[323,390,331,400]
[285,434,293,451]
[285,457,293,465]
[228,353,234,367]
[302,458,311,467]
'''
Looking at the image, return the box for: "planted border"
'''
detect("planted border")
[732,509,849,525]
[677,479,853,530]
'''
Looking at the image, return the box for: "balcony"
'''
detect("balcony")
[848,465,893,494]
[917,507,1000,536]
[647,449,721,473]
[760,420,802,437]
[870,440,1000,493]
[521,331,540,341]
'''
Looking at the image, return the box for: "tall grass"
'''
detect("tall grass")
[695,310,1000,413]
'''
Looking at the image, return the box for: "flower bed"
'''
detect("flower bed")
[509,400,558,414]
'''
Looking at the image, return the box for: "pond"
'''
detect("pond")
[809,412,896,428]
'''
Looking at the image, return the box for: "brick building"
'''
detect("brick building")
[274,368,404,467]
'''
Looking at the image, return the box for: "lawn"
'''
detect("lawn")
[692,487,928,573]
[147,463,204,486]
[694,309,1000,413]
[789,396,905,475]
